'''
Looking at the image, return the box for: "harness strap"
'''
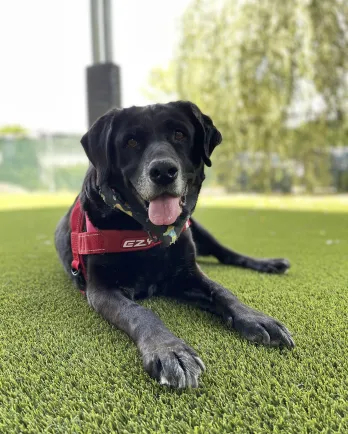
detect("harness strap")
[70,198,191,294]
[70,199,86,276]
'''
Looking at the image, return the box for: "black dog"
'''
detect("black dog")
[55,101,294,388]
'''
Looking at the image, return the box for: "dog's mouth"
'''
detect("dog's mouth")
[127,180,188,226]
[145,194,187,226]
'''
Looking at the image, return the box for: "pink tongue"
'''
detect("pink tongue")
[148,195,181,226]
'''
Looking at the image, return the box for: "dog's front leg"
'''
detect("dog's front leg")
[172,268,295,348]
[87,285,205,388]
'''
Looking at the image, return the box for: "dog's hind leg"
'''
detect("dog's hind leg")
[190,218,290,274]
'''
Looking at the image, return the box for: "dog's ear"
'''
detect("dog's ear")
[80,109,121,185]
[177,101,222,167]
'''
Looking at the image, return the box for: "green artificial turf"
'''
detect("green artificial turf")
[0,201,347,433]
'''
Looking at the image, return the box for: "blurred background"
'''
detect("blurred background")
[0,0,348,198]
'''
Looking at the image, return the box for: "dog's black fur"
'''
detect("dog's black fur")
[55,101,294,388]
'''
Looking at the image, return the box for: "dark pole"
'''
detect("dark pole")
[86,0,121,128]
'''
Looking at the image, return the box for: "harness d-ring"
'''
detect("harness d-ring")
[71,268,81,277]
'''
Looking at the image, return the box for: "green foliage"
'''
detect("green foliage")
[0,124,28,136]
[146,0,348,192]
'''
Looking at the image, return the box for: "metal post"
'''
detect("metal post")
[90,0,102,64]
[103,0,113,63]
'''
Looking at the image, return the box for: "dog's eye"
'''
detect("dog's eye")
[127,138,138,148]
[174,130,185,141]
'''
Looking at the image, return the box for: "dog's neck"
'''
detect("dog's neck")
[80,167,143,231]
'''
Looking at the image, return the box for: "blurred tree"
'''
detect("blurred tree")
[146,0,348,192]
[0,124,28,136]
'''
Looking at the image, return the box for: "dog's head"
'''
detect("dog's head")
[81,101,222,229]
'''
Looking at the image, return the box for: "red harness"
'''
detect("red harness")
[70,199,191,294]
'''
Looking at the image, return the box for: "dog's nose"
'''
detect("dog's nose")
[149,160,179,186]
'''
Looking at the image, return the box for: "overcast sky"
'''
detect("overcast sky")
[0,0,190,134]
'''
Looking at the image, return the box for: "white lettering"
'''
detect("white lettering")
[122,238,153,248]
[134,240,146,247]
[123,240,135,248]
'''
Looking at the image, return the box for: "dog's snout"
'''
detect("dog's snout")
[149,160,179,186]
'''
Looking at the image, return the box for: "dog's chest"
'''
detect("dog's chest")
[90,242,188,299]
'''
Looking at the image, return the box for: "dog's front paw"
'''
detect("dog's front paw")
[142,342,205,388]
[229,306,295,349]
